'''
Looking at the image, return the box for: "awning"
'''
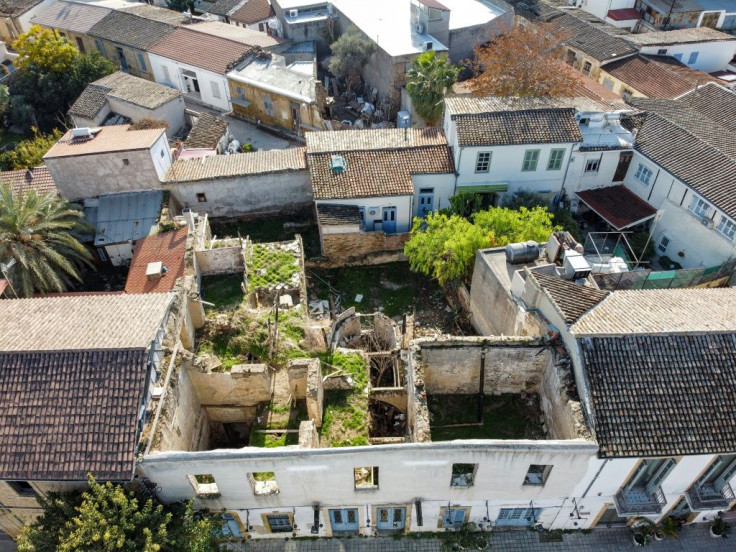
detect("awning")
[576,185,657,230]
[456,184,508,193]
[607,8,642,21]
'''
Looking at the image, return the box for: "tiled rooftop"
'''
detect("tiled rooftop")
[208,0,243,16]
[0,166,57,197]
[164,148,307,182]
[582,333,736,458]
[305,128,448,153]
[576,185,657,230]
[308,146,455,200]
[677,83,736,133]
[0,348,150,480]
[528,271,609,325]
[68,84,110,119]
[316,204,361,226]
[446,95,612,115]
[625,26,736,46]
[184,113,229,150]
[149,27,254,75]
[0,0,42,17]
[43,125,165,158]
[571,288,736,336]
[452,109,583,147]
[0,293,172,351]
[30,0,112,34]
[125,227,188,294]
[602,54,718,99]
[230,0,274,24]
[184,20,285,47]
[88,8,178,51]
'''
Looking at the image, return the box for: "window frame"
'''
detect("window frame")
[521,149,540,172]
[523,464,553,486]
[634,163,653,186]
[7,481,37,497]
[717,216,736,240]
[547,148,566,171]
[690,196,711,219]
[211,81,221,99]
[475,151,492,173]
[138,52,147,72]
[354,466,379,490]
[450,463,477,487]
[196,193,207,202]
[582,61,592,75]
[584,157,600,173]
[657,235,670,254]
[687,51,699,65]
[265,513,293,533]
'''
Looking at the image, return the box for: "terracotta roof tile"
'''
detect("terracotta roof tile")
[453,109,583,147]
[184,20,285,46]
[305,128,448,154]
[208,0,242,16]
[625,26,736,46]
[308,146,455,200]
[125,227,188,294]
[184,113,228,150]
[603,54,717,99]
[89,8,178,50]
[165,148,306,181]
[68,84,109,118]
[43,125,165,158]
[149,27,254,74]
[528,271,609,325]
[0,166,57,197]
[0,293,172,351]
[0,348,149,480]
[576,185,657,230]
[31,0,111,34]
[317,204,361,225]
[0,0,42,17]
[571,288,736,336]
[581,333,736,458]
[230,0,275,24]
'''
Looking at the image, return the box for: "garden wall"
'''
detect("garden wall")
[195,243,244,275]
[321,230,410,261]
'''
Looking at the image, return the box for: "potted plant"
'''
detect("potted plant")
[655,516,679,540]
[710,516,730,538]
[632,518,654,546]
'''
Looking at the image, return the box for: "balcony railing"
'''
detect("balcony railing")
[685,482,735,511]
[614,486,666,516]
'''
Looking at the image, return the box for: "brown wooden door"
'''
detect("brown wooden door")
[613,152,633,182]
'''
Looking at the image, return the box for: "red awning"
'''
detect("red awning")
[576,185,657,230]
[607,8,642,21]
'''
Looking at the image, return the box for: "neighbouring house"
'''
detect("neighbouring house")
[227,48,326,137]
[0,166,57,196]
[30,0,114,55]
[181,18,286,49]
[0,0,56,43]
[269,0,335,49]
[598,53,719,99]
[84,189,163,266]
[306,128,455,259]
[616,87,736,268]
[181,111,231,156]
[325,0,512,105]
[0,293,175,538]
[88,4,181,80]
[43,125,172,200]
[68,71,186,137]
[148,27,255,112]
[510,0,638,81]
[208,0,275,31]
[0,39,16,74]
[163,147,310,217]
[624,26,736,72]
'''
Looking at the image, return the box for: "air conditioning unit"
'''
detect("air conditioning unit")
[415,22,425,33]
[289,8,298,17]
[368,207,379,216]
[701,217,714,229]
[71,127,93,138]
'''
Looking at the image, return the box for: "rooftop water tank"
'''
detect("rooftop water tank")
[505,241,540,264]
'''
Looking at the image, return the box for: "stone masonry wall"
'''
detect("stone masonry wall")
[322,230,410,260]
[419,336,548,395]
[195,245,244,275]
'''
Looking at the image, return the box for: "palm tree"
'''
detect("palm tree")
[0,183,94,297]
[405,51,459,126]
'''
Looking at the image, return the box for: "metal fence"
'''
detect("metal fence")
[593,258,736,291]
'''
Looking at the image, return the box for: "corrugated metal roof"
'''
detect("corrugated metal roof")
[93,191,163,246]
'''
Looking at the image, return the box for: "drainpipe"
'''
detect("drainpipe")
[582,459,610,498]
[556,145,576,211]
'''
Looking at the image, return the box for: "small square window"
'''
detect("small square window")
[265,513,292,533]
[687,51,699,65]
[582,61,592,75]
[188,474,220,498]
[634,163,653,185]
[354,466,379,490]
[8,481,37,497]
[658,236,670,253]
[584,158,600,173]
[522,149,540,172]
[622,88,633,101]
[451,464,476,487]
[250,472,279,495]
[197,193,207,202]
[523,465,552,486]
[657,48,667,55]
[122,158,129,166]
[475,151,491,173]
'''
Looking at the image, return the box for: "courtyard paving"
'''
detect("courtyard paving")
[227,524,731,551]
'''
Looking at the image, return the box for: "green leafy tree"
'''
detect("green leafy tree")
[0,84,9,122]
[17,477,222,552]
[405,206,559,285]
[9,27,114,132]
[0,184,94,297]
[0,128,62,170]
[328,26,375,92]
[405,51,459,125]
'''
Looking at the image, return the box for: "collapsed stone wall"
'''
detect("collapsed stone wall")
[321,230,409,261]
